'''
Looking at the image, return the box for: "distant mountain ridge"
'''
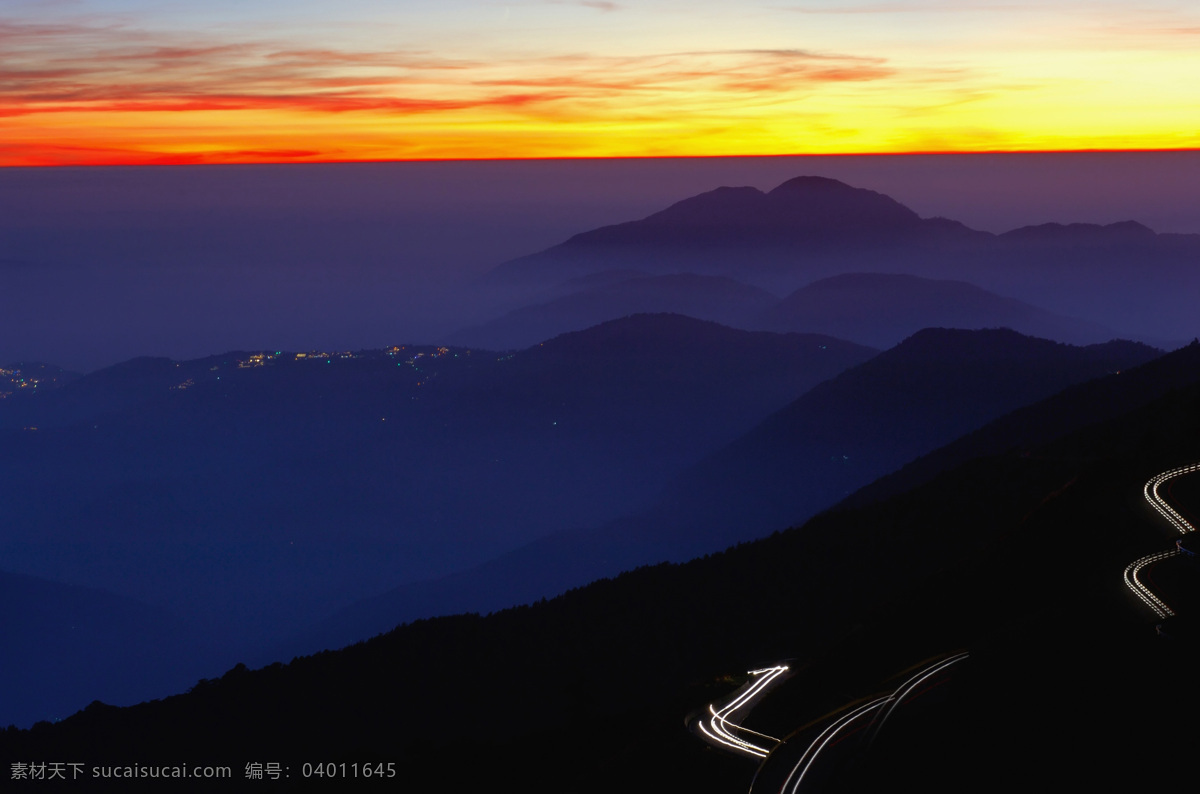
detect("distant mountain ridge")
[0,314,874,727]
[581,176,924,238]
[449,273,778,350]
[760,272,1117,348]
[454,270,1124,353]
[484,175,1200,344]
[489,176,980,287]
[293,328,1163,654]
[998,219,1156,244]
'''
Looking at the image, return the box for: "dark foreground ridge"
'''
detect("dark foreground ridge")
[6,342,1200,791]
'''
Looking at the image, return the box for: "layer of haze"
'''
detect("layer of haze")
[3,151,1200,372]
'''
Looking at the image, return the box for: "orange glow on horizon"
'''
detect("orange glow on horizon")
[7,101,1200,168]
[3,8,1198,167]
[7,81,1198,167]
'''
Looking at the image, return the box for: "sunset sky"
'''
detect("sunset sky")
[3,1,1199,166]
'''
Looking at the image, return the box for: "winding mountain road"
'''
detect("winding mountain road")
[695,665,789,758]
[1123,463,1200,618]
[693,463,1197,791]
[764,653,968,794]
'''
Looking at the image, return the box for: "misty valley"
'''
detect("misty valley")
[3,169,1200,791]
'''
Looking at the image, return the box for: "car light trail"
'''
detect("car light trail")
[863,651,970,746]
[777,653,968,794]
[1144,463,1200,535]
[1124,464,1199,618]
[778,696,889,793]
[697,665,788,758]
[1124,549,1180,619]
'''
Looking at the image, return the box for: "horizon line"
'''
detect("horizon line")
[4,147,1200,170]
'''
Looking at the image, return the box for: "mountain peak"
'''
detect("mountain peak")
[767,175,857,194]
[764,175,921,227]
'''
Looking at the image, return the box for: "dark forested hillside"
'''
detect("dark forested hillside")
[9,344,1199,791]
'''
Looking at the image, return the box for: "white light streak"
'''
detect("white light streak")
[1124,463,1199,618]
[1143,463,1200,535]
[698,665,788,758]
[780,697,889,793]
[1124,549,1180,619]
[779,653,969,794]
[865,651,970,745]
